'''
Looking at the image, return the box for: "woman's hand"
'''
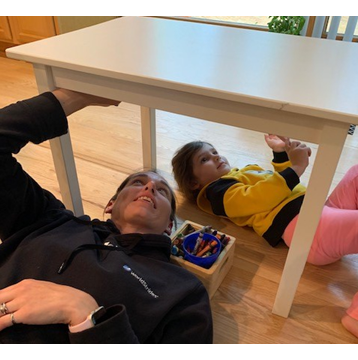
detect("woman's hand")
[0,279,98,331]
[53,88,121,117]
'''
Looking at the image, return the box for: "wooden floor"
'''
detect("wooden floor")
[1,56,358,344]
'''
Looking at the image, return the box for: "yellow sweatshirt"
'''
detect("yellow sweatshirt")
[196,152,306,246]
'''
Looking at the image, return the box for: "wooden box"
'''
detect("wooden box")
[170,220,236,298]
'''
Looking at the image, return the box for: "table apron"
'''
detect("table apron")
[49,66,349,144]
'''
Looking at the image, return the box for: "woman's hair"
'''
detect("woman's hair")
[108,170,177,228]
[171,141,213,202]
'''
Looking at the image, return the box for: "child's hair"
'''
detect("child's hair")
[171,141,213,202]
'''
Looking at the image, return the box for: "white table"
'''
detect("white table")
[6,17,358,317]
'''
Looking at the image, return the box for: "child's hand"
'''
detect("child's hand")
[264,134,288,152]
[264,134,311,177]
[284,140,311,177]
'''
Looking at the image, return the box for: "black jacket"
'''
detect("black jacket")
[0,93,213,344]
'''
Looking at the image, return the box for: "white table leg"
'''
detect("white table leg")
[48,136,84,215]
[33,64,84,215]
[272,121,349,317]
[140,107,157,170]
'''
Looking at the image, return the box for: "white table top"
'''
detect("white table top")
[7,16,358,123]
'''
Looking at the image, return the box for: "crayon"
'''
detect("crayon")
[201,225,212,233]
[197,240,217,257]
[197,238,207,253]
[192,230,204,255]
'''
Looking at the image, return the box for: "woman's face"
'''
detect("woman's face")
[106,172,174,235]
[191,143,231,190]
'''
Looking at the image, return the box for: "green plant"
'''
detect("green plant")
[267,16,306,35]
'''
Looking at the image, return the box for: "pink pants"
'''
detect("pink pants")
[282,164,358,320]
[347,292,358,321]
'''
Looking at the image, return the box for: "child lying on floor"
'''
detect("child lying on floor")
[171,134,358,339]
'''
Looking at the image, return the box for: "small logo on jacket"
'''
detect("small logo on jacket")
[123,265,159,298]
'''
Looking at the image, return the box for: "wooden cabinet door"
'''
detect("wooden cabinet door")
[8,16,56,44]
[0,17,13,42]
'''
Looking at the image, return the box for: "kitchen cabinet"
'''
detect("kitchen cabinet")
[0,16,57,54]
[0,17,13,42]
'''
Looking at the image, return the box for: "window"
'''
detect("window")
[186,16,270,29]
[159,16,358,42]
[326,16,358,37]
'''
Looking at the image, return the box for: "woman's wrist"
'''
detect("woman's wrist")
[68,306,106,333]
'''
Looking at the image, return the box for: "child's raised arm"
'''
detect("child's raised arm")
[265,134,311,177]
[264,134,288,153]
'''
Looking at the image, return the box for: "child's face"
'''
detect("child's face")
[191,143,231,190]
